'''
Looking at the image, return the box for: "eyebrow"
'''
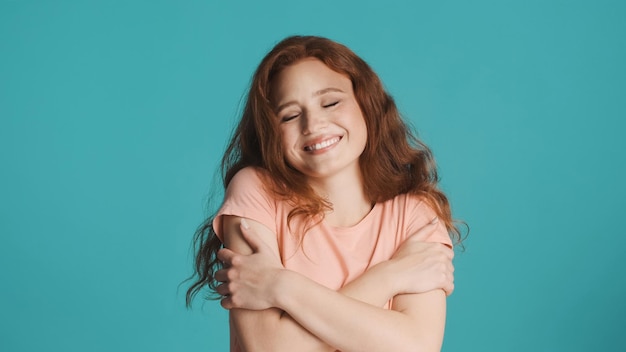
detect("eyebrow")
[275,87,345,113]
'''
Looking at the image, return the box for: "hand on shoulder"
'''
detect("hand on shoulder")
[389,219,455,296]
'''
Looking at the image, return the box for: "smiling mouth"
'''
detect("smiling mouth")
[303,137,342,152]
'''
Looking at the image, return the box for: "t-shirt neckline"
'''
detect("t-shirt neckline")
[322,202,381,235]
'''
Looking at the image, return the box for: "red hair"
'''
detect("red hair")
[186,36,464,306]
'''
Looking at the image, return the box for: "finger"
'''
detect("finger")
[240,218,272,254]
[216,282,230,296]
[217,248,237,264]
[441,244,454,260]
[441,269,454,296]
[444,282,455,296]
[214,268,228,282]
[220,296,233,310]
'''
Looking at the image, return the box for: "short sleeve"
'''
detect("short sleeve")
[405,196,453,248]
[212,167,277,242]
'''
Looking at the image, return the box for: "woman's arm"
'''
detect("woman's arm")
[218,216,398,351]
[273,270,447,352]
[217,216,452,352]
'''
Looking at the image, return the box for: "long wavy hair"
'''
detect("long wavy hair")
[186,35,464,306]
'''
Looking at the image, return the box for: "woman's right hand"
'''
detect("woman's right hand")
[388,220,455,296]
[215,219,286,311]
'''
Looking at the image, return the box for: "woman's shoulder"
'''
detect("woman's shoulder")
[227,166,271,189]
[223,167,275,201]
[384,192,428,211]
[230,166,266,181]
[383,192,440,226]
[220,166,282,218]
[384,192,451,245]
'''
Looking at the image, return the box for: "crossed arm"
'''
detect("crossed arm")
[216,216,454,352]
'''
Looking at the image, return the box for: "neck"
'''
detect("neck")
[308,168,372,227]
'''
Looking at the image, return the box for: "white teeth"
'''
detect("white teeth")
[305,137,340,151]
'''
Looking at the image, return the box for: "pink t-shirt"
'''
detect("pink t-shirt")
[213,167,451,351]
[214,166,451,292]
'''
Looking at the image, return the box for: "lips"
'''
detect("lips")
[303,136,341,152]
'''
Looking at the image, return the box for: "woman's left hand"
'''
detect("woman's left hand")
[215,219,285,310]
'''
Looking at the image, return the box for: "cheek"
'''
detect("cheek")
[279,127,298,161]
[357,127,368,152]
[351,113,368,146]
[279,126,294,147]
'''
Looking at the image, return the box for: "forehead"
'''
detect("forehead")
[270,58,353,102]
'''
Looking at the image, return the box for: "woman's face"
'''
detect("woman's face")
[271,58,368,181]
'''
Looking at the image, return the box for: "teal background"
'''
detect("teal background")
[1,0,624,351]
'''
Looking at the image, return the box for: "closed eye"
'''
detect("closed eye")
[323,101,339,108]
[281,113,300,122]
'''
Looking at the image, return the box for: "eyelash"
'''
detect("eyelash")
[281,114,299,122]
[280,101,340,122]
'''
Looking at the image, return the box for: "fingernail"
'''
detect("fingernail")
[241,218,250,229]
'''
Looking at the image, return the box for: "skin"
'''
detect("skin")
[274,58,372,226]
[215,58,455,352]
[274,58,368,183]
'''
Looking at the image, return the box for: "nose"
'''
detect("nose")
[301,110,328,135]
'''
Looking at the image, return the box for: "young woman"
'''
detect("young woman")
[187,35,463,352]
